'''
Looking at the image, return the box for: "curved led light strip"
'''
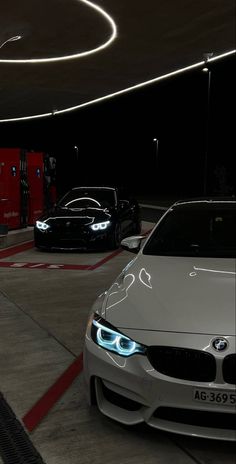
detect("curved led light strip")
[0,49,235,123]
[0,0,117,64]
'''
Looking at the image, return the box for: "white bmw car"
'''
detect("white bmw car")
[83,198,236,441]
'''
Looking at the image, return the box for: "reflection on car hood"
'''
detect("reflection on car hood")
[104,255,236,335]
[40,206,112,222]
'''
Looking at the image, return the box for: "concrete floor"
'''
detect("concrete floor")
[0,220,236,464]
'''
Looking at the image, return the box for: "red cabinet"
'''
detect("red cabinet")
[0,148,22,229]
[27,152,44,225]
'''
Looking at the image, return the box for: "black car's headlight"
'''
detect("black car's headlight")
[91,314,146,357]
[90,221,111,231]
[36,221,50,231]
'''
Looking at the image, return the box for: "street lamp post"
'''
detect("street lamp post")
[153,138,159,170]
[74,146,79,163]
[202,52,213,195]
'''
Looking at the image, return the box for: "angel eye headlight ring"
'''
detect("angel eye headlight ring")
[91,221,111,231]
[36,221,50,231]
[91,315,146,357]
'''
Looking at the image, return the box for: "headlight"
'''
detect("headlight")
[36,221,50,231]
[91,314,146,357]
[91,221,111,231]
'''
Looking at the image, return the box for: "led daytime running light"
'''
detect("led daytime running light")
[92,319,145,356]
[36,220,50,231]
[91,220,110,231]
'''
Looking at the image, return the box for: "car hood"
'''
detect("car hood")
[40,206,112,223]
[104,254,236,335]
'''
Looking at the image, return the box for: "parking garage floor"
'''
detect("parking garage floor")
[0,213,236,464]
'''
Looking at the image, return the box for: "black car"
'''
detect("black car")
[34,186,141,250]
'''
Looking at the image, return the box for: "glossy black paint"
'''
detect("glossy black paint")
[34,186,141,250]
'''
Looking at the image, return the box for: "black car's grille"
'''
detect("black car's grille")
[50,218,89,230]
[47,219,91,241]
[153,407,236,430]
[146,346,216,382]
[223,354,236,385]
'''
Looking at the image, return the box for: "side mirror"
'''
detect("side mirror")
[121,235,146,253]
[119,200,125,209]
[119,199,130,210]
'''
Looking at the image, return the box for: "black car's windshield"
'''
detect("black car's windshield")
[143,204,236,258]
[58,189,116,209]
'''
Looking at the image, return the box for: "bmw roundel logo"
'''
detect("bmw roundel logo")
[212,337,228,352]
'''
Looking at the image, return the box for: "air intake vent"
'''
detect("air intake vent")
[101,381,142,411]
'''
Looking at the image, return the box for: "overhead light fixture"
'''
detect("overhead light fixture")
[0,35,22,50]
[202,52,214,72]
[203,52,214,61]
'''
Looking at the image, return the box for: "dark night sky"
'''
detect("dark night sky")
[0,54,235,198]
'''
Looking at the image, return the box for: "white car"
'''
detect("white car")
[83,198,236,441]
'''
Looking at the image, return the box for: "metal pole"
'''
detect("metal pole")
[153,138,159,169]
[203,69,211,195]
[74,146,79,163]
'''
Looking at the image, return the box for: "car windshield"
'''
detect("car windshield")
[58,188,116,209]
[143,204,236,258]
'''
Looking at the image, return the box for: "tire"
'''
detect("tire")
[107,223,121,250]
[133,220,142,234]
[35,243,50,252]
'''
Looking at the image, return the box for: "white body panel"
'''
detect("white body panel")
[104,255,236,335]
[83,199,236,440]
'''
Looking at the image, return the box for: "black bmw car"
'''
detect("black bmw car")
[34,186,141,250]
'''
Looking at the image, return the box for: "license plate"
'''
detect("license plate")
[193,388,236,406]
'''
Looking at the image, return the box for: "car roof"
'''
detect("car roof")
[72,186,116,191]
[171,197,236,210]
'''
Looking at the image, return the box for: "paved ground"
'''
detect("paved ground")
[0,219,235,463]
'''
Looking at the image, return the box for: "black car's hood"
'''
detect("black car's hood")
[40,206,112,224]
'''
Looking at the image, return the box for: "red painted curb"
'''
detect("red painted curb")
[0,241,34,259]
[23,353,83,432]
[90,248,123,270]
[0,229,152,270]
[0,261,91,270]
[0,249,123,271]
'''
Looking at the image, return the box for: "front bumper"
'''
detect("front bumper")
[83,330,236,441]
[34,227,111,249]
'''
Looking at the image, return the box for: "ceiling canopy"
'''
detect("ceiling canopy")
[0,0,235,121]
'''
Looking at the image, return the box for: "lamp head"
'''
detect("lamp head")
[203,52,213,62]
[9,35,22,42]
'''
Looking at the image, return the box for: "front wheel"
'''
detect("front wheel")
[107,223,121,250]
[133,220,142,234]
